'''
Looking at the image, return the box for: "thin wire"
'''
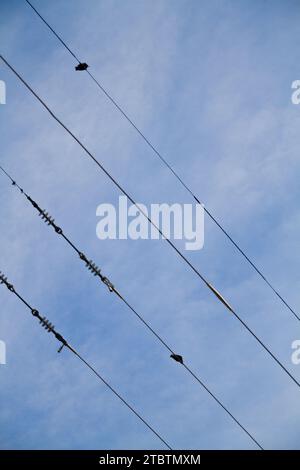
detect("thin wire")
[0,164,263,449]
[23,0,299,322]
[73,350,172,449]
[25,0,81,63]
[0,271,172,450]
[0,163,174,355]
[1,55,300,394]
[182,364,263,450]
[0,56,231,320]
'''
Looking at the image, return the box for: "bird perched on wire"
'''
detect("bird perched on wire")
[75,62,89,71]
[170,354,184,364]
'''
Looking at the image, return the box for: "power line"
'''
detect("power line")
[23,0,299,322]
[0,57,232,326]
[0,271,172,450]
[0,164,175,355]
[1,55,300,394]
[0,164,263,450]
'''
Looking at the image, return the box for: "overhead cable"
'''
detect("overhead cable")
[23,0,299,322]
[0,270,172,449]
[0,164,263,449]
[1,56,299,394]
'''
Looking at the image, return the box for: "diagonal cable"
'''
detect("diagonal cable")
[23,0,299,322]
[0,164,263,449]
[1,55,299,394]
[0,270,172,449]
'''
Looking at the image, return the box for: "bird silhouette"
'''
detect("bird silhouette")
[170,354,184,364]
[75,62,89,71]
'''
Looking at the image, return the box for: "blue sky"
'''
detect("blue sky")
[1,0,300,450]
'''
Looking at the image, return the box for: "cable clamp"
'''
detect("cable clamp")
[102,276,114,293]
[0,272,14,292]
